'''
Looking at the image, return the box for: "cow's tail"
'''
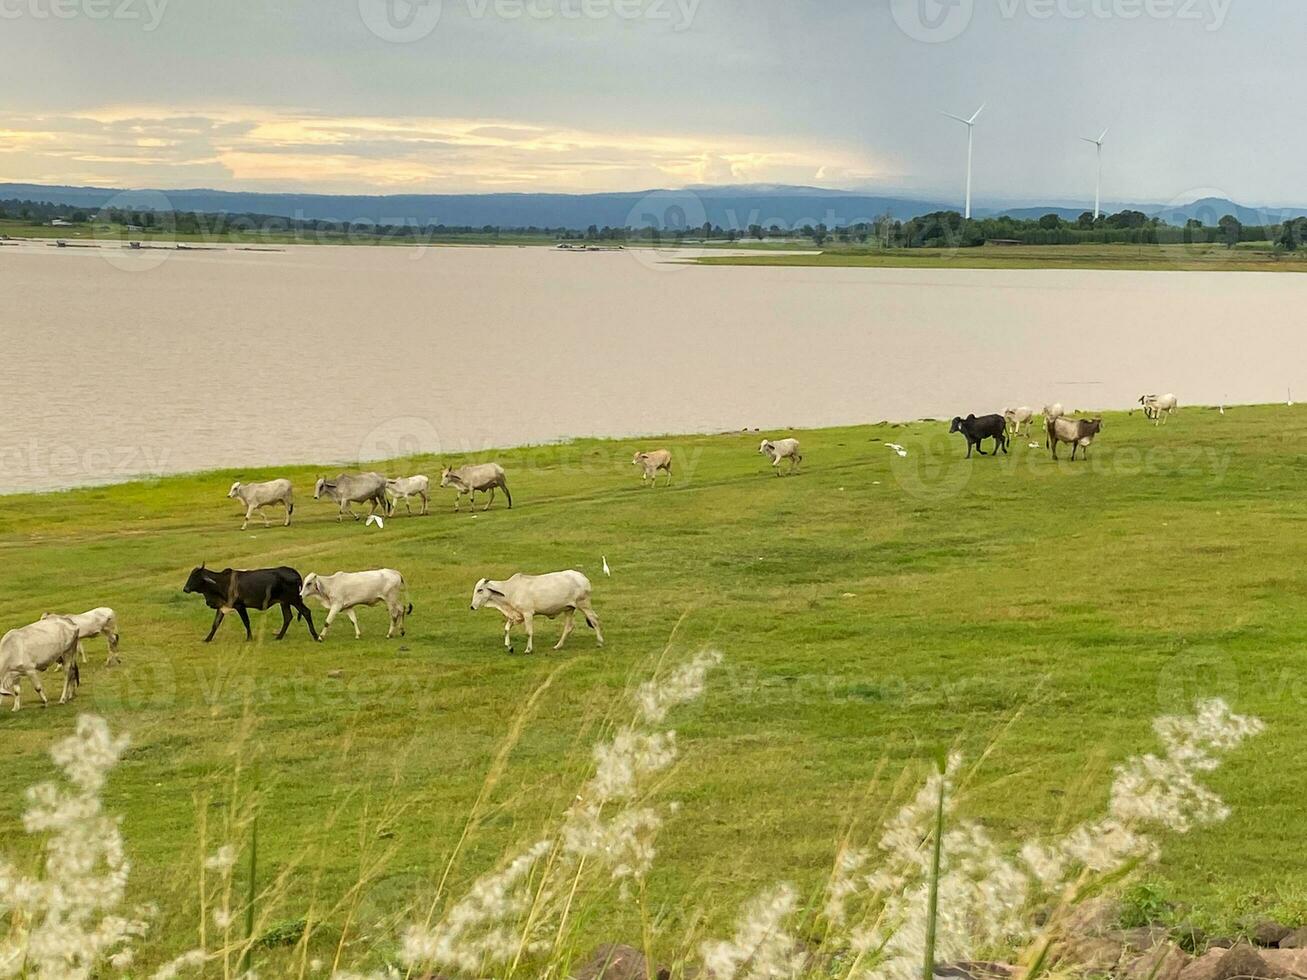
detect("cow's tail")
[501,480,513,510]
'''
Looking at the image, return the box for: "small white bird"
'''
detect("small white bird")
[602,556,611,577]
[884,443,908,457]
[1028,442,1040,449]
[366,515,384,529]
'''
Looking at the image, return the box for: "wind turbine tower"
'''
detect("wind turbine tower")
[1081,127,1109,219]
[941,103,985,219]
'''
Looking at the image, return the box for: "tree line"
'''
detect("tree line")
[6,197,1307,251]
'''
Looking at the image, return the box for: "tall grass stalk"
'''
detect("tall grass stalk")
[922,754,946,980]
[238,817,257,976]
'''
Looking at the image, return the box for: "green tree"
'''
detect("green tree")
[1218,214,1242,248]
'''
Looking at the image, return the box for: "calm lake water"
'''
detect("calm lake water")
[3,241,1305,493]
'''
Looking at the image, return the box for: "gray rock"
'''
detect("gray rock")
[1253,923,1293,948]
[934,962,1014,980]
[1124,944,1192,980]
[1180,949,1228,980]
[1213,944,1274,980]
[1058,936,1125,974]
[1259,949,1307,977]
[574,944,654,980]
[1114,926,1174,953]
[1275,928,1307,950]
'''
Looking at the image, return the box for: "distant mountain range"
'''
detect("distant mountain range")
[3,182,1304,229]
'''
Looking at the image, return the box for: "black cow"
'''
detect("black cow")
[183,565,320,642]
[949,414,1009,458]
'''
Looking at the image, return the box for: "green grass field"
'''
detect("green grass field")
[1,406,1303,968]
[693,241,1307,273]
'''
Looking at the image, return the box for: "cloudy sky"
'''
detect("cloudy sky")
[0,0,1297,204]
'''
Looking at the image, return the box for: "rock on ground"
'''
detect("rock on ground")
[574,944,669,980]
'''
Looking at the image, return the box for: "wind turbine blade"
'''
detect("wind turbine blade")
[940,110,971,125]
[1080,136,1099,144]
[968,103,987,124]
[1098,127,1109,142]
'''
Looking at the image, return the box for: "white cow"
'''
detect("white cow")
[228,479,294,531]
[41,608,120,666]
[1140,393,1178,425]
[1004,407,1035,438]
[1042,404,1066,448]
[300,569,411,640]
[759,438,802,476]
[441,463,512,512]
[632,450,673,488]
[470,571,603,655]
[0,617,81,711]
[386,475,430,516]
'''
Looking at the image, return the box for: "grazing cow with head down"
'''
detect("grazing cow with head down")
[183,565,320,642]
[41,607,120,666]
[632,450,673,487]
[314,473,391,523]
[470,570,603,655]
[228,479,294,531]
[1047,417,1103,460]
[0,617,81,711]
[301,569,413,640]
[441,463,512,512]
[950,415,1009,458]
[759,438,802,476]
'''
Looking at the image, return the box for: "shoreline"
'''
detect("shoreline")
[0,400,1266,499]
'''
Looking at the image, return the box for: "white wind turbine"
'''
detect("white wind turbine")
[1081,127,1109,219]
[941,103,985,219]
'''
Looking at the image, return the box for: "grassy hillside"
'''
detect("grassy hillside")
[1,406,1302,969]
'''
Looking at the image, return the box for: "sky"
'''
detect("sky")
[0,0,1300,204]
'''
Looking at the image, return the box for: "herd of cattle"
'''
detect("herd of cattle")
[950,393,1177,461]
[0,398,1177,711]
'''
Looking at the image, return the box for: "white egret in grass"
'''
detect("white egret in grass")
[602,556,611,577]
[884,443,908,457]
[366,514,384,529]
